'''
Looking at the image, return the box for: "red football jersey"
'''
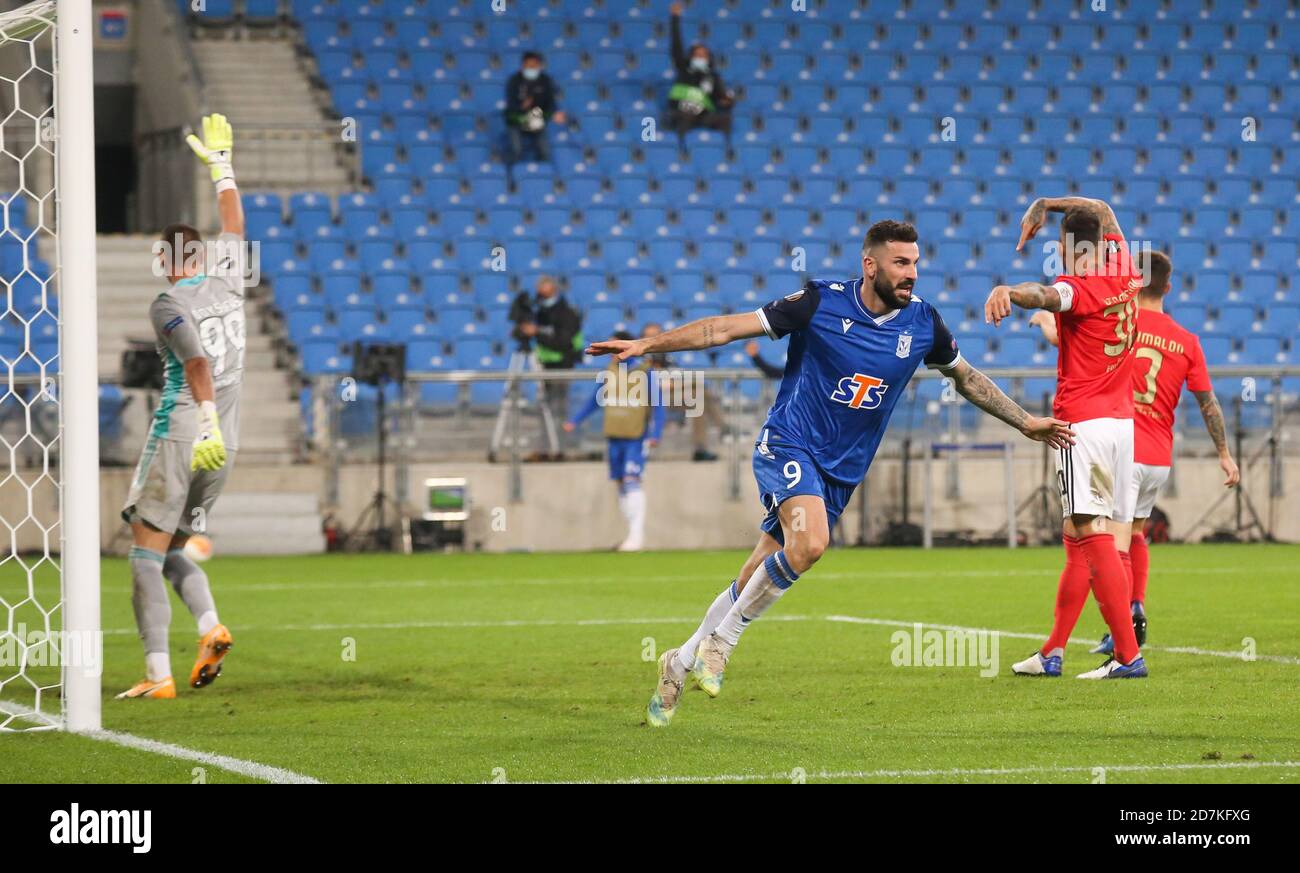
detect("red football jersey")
[1132,308,1212,466]
[1051,233,1142,422]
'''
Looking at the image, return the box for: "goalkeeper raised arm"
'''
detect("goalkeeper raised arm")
[117,113,246,701]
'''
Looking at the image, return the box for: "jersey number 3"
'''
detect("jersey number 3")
[1133,347,1163,405]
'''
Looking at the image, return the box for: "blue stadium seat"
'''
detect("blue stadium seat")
[255,3,1300,386]
[301,339,351,375]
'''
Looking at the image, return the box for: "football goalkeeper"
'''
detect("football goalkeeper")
[117,114,247,699]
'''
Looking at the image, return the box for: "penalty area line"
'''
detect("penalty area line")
[97,612,1298,666]
[97,612,1300,665]
[100,614,814,635]
[825,615,1300,665]
[0,701,322,784]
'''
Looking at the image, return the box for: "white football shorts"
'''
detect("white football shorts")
[1053,417,1135,523]
[1129,462,1172,520]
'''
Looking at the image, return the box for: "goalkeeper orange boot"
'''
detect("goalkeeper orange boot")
[190,624,232,689]
[115,676,176,700]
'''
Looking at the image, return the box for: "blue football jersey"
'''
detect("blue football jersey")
[754,278,963,485]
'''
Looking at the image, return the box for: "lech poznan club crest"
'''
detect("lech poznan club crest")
[896,332,913,358]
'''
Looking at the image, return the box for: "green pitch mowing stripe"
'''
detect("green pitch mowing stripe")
[2,544,1297,783]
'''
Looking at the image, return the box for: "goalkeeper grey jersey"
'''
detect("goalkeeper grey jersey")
[147,237,246,451]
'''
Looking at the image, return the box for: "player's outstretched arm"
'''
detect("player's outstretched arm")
[1016,196,1122,252]
[984,281,1063,326]
[1191,389,1241,487]
[948,359,1075,449]
[187,113,244,239]
[586,312,764,361]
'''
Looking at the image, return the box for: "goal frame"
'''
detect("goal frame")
[54,0,100,733]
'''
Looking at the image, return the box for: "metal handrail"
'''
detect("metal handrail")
[399,364,1300,382]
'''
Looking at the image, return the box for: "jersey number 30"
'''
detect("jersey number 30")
[1102,299,1138,357]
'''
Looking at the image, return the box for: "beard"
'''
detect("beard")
[873,273,914,310]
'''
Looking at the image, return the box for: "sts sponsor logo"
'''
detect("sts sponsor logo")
[830,373,889,410]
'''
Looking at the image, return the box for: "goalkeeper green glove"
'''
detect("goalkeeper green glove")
[186,113,236,192]
[191,401,227,472]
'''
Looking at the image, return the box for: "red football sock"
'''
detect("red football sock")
[1118,549,1134,605]
[1079,532,1140,664]
[1129,531,1150,604]
[1043,535,1091,655]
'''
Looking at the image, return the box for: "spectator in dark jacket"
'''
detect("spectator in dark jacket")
[667,2,735,154]
[509,276,583,454]
[503,52,566,178]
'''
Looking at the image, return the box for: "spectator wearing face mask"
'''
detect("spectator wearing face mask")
[504,51,566,181]
[667,2,736,154]
[509,275,583,456]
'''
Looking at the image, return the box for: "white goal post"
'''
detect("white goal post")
[0,0,99,733]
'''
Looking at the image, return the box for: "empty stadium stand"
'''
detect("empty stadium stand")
[178,0,1300,421]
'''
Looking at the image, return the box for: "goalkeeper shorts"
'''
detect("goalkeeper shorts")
[122,434,233,535]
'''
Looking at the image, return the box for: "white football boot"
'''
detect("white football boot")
[647,648,685,727]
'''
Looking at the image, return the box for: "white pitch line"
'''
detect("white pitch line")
[0,701,322,784]
[87,729,322,784]
[545,759,1300,785]
[95,611,1300,665]
[96,563,1293,595]
[99,614,812,635]
[825,614,1300,665]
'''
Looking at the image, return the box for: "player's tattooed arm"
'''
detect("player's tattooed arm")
[1192,389,1229,452]
[1016,196,1121,251]
[585,312,764,361]
[1191,389,1241,486]
[985,281,1062,326]
[949,360,1075,449]
[949,359,1028,429]
[1008,282,1063,311]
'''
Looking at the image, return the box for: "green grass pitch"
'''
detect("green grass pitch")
[2,543,1297,783]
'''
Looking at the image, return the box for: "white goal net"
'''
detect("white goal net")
[0,0,99,733]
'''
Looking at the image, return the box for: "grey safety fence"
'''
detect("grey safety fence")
[305,364,1298,544]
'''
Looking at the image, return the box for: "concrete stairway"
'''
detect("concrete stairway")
[92,235,301,465]
[190,36,353,194]
[205,492,326,555]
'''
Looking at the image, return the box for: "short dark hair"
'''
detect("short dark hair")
[862,220,919,255]
[522,51,543,64]
[1060,208,1103,252]
[158,223,203,275]
[160,223,201,248]
[1137,249,1172,298]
